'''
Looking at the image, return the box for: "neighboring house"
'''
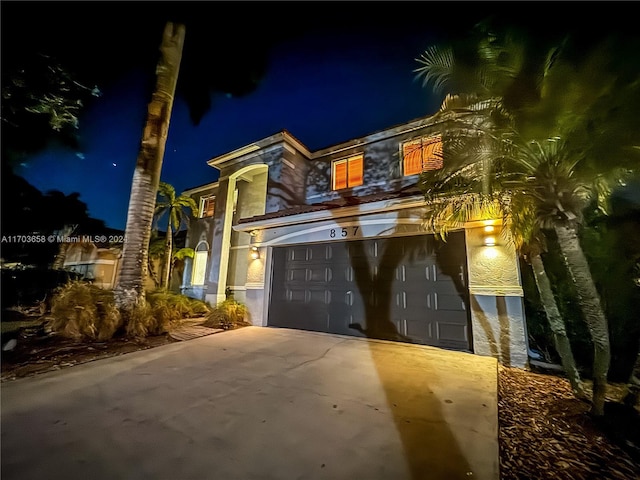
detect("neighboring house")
[62,240,121,289]
[60,230,187,292]
[181,113,530,368]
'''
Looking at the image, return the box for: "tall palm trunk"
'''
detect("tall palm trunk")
[51,224,76,269]
[114,22,185,311]
[530,252,587,399]
[554,224,611,416]
[162,221,173,289]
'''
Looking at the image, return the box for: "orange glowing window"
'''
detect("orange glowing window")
[332,155,364,190]
[200,195,216,218]
[403,135,443,176]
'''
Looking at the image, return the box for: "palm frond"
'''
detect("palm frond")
[173,247,194,261]
[414,45,455,94]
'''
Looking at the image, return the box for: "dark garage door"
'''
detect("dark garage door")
[268,232,471,351]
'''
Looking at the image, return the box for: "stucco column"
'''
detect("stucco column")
[206,179,231,305]
[464,222,528,368]
[245,242,268,326]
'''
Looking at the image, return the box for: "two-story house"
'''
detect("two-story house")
[181,112,529,367]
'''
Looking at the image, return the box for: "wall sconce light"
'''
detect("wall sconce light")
[483,225,496,247]
[483,225,496,246]
[483,235,496,247]
[250,246,260,260]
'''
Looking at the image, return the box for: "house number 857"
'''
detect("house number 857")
[329,227,359,238]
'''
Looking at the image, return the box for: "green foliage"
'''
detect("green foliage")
[124,302,158,338]
[519,258,560,364]
[539,232,594,373]
[46,282,211,340]
[153,181,198,289]
[172,248,194,261]
[1,167,109,267]
[154,182,198,233]
[2,52,101,164]
[47,281,122,341]
[147,288,210,318]
[126,289,212,338]
[203,300,250,331]
[581,207,640,381]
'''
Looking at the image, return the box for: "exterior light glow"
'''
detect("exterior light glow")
[484,225,495,233]
[483,236,496,247]
[250,246,260,260]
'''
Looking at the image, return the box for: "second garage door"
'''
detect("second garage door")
[268,231,471,351]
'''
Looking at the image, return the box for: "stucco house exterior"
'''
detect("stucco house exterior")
[60,230,187,292]
[180,112,530,368]
[62,241,121,289]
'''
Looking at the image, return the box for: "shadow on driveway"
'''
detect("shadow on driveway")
[1,327,498,480]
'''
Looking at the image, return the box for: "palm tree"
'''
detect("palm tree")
[114,22,185,312]
[148,230,194,290]
[413,21,630,414]
[506,139,613,406]
[154,181,197,289]
[420,133,588,400]
[147,231,165,288]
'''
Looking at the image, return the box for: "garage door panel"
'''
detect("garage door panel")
[305,267,332,283]
[307,288,330,304]
[405,319,430,342]
[269,233,471,351]
[286,288,307,302]
[433,292,467,311]
[288,246,312,261]
[287,268,307,282]
[436,322,470,350]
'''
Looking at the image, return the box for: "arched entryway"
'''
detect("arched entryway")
[215,164,268,303]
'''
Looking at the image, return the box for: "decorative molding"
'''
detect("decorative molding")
[183,182,219,196]
[234,195,428,231]
[469,286,524,297]
[282,158,296,169]
[208,144,260,167]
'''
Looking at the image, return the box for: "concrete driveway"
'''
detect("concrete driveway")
[1,327,499,480]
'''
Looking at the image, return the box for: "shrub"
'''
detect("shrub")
[146,289,211,319]
[47,284,213,341]
[124,302,165,338]
[47,281,122,341]
[124,290,212,338]
[203,300,250,331]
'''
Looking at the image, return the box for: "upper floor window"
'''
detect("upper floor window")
[332,154,364,190]
[199,195,216,218]
[402,135,443,176]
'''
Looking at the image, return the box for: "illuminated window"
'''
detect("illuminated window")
[402,135,443,176]
[200,195,215,218]
[332,155,364,190]
[191,241,209,285]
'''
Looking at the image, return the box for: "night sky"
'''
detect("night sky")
[2,1,635,230]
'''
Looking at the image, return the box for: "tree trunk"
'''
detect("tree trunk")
[554,224,611,416]
[162,221,173,289]
[51,225,77,269]
[114,22,185,312]
[51,243,70,270]
[148,257,160,288]
[530,252,587,399]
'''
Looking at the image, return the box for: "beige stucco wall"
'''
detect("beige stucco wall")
[245,246,267,326]
[464,223,528,368]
